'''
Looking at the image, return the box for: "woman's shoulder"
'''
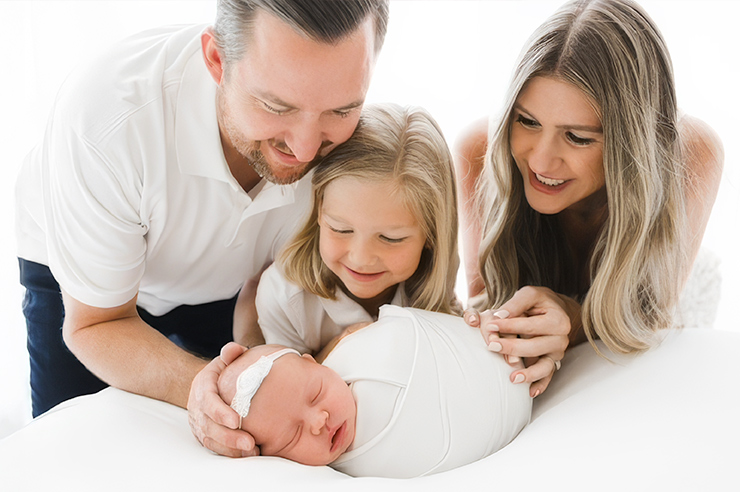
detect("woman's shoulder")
[454,117,489,171]
[678,113,724,193]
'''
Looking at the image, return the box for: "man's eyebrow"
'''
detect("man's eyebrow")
[255,90,364,113]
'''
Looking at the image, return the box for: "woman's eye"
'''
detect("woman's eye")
[566,132,594,146]
[515,114,539,128]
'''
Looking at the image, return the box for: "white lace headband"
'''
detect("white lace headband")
[231,348,300,421]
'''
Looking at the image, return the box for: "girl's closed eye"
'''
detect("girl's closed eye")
[380,235,406,244]
[327,224,352,235]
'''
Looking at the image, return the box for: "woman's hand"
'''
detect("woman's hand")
[187,342,260,457]
[464,286,582,398]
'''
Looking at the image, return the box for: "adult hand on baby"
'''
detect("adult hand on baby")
[187,342,260,458]
[464,286,581,398]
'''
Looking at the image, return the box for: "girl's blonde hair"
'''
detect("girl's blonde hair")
[478,0,687,353]
[281,103,461,315]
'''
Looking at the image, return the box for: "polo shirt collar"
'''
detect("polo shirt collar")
[175,45,235,185]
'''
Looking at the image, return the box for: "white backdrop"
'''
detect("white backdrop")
[1,0,738,438]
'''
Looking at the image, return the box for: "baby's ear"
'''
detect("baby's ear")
[302,353,317,363]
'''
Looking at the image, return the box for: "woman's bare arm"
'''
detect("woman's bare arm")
[679,114,724,276]
[453,117,489,299]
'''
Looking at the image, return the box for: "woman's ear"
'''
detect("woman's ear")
[201,27,225,85]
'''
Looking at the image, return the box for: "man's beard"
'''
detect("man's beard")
[219,95,317,186]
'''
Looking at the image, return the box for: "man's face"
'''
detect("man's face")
[242,350,357,466]
[217,11,377,185]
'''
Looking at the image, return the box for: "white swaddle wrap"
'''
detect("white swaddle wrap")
[323,305,532,478]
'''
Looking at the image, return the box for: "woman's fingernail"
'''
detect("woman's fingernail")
[508,355,521,364]
[465,310,479,325]
[493,309,510,320]
[488,341,502,352]
[513,373,525,384]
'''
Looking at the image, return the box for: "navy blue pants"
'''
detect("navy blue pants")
[19,259,237,417]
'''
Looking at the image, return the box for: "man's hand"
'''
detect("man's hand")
[187,343,260,457]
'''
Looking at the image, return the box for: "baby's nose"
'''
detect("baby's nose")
[310,410,329,436]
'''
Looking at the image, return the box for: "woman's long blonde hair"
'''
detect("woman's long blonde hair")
[477,0,687,353]
[281,103,461,315]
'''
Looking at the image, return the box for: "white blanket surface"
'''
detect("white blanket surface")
[2,327,739,491]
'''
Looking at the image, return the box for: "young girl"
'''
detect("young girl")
[235,103,461,356]
[457,0,723,397]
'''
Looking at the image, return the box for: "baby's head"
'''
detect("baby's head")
[218,344,356,466]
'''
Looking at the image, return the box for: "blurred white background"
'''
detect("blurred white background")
[1,0,737,439]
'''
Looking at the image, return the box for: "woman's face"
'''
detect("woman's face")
[510,76,605,215]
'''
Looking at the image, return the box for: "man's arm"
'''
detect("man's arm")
[61,291,207,408]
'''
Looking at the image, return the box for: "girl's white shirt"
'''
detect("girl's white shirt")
[255,263,408,354]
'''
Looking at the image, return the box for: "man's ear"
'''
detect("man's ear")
[201,27,225,85]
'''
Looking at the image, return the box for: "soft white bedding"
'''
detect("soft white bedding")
[2,327,738,492]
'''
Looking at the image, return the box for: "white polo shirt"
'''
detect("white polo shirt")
[256,263,407,354]
[15,24,311,315]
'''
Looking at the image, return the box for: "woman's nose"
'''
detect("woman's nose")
[528,135,562,174]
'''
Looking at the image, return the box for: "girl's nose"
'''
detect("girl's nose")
[348,240,377,268]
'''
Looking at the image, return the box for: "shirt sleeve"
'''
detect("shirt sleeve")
[255,264,311,353]
[43,108,148,308]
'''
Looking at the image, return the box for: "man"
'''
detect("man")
[15,0,388,457]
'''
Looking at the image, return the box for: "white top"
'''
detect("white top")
[323,305,532,479]
[256,263,407,354]
[15,24,311,315]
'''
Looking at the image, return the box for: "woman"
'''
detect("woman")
[457,0,723,397]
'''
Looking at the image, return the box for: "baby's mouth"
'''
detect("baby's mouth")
[330,421,347,453]
[535,173,566,186]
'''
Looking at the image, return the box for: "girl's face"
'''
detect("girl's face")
[510,76,606,215]
[319,176,427,303]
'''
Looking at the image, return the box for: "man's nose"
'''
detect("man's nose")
[285,120,327,163]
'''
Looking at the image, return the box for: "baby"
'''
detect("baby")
[218,306,532,478]
[217,344,357,466]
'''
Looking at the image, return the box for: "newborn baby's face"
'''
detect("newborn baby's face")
[240,348,357,466]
